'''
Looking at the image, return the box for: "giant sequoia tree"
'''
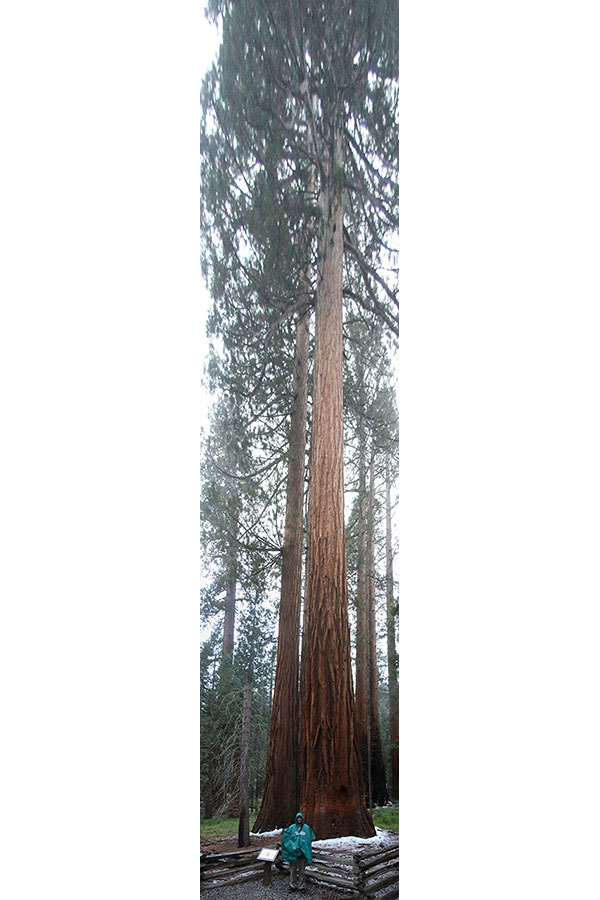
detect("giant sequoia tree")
[201,0,398,840]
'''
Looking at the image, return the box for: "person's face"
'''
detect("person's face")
[296,817,302,826]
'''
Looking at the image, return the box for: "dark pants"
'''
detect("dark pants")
[289,854,306,889]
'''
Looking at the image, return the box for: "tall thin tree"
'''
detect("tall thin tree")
[253,309,310,832]
[385,457,399,800]
[301,120,373,837]
[366,445,389,806]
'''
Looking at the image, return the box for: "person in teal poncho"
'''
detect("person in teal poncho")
[281,812,315,892]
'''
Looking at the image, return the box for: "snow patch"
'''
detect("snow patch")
[249,826,397,852]
[313,827,395,852]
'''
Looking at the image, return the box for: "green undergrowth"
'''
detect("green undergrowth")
[200,806,398,839]
[371,806,398,832]
[201,815,241,838]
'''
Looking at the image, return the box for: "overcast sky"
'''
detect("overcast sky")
[199,13,222,423]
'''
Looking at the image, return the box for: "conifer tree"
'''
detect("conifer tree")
[201,0,398,839]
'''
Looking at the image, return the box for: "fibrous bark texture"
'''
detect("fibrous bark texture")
[252,311,310,832]
[300,128,374,839]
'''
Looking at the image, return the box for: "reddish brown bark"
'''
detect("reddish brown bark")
[298,434,312,804]
[385,458,399,800]
[252,311,310,832]
[300,127,374,839]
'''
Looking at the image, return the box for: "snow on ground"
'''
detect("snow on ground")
[314,827,396,852]
[250,826,397,852]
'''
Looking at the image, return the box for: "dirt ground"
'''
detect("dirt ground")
[200,832,281,855]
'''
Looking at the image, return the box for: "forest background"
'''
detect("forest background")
[3,2,600,899]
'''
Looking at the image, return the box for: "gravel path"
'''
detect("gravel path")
[200,872,360,900]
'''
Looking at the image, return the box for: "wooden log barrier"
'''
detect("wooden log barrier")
[356,846,399,871]
[305,869,359,891]
[200,841,399,896]
[376,886,400,900]
[362,868,399,896]
[201,859,262,881]
[200,867,264,890]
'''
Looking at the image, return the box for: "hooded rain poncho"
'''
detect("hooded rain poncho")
[281,812,316,864]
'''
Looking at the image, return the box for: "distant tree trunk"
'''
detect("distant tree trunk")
[300,124,374,839]
[220,537,240,817]
[202,663,219,820]
[238,662,254,846]
[385,458,399,800]
[354,434,369,801]
[222,544,237,662]
[252,310,309,833]
[367,447,390,807]
[268,647,275,706]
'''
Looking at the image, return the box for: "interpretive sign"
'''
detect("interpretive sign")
[257,848,279,862]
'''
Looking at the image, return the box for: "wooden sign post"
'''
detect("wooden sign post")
[257,847,280,885]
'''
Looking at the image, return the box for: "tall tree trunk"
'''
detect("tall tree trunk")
[385,458,399,800]
[299,432,312,701]
[367,447,389,807]
[354,434,369,802]
[238,659,254,847]
[298,431,311,805]
[252,310,310,832]
[300,125,374,839]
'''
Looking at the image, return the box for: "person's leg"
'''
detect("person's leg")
[297,855,306,889]
[289,858,297,889]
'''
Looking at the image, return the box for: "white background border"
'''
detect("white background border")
[1,2,599,897]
